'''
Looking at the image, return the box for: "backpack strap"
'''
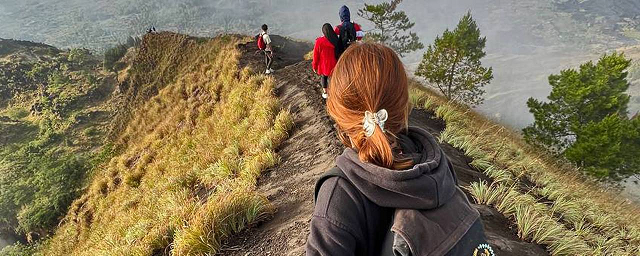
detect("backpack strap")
[314,166,348,204]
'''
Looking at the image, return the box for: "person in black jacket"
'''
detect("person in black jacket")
[307,43,493,256]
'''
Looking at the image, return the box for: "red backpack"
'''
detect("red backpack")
[257,33,266,50]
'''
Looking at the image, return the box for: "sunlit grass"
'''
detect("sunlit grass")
[303,50,313,61]
[172,191,272,255]
[39,34,293,255]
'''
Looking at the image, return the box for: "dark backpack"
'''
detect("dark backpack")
[256,33,266,50]
[339,21,357,52]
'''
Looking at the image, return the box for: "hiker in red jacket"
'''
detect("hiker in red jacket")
[312,23,341,99]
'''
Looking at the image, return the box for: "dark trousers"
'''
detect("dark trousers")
[264,50,273,70]
[321,75,329,89]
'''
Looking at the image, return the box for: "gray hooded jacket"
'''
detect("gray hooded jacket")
[306,127,484,256]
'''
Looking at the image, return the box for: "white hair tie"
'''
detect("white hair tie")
[363,109,388,137]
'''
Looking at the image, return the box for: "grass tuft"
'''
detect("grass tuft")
[172,192,273,255]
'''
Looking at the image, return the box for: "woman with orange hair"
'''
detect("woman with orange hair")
[306,43,491,256]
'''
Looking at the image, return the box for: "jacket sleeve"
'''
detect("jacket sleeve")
[355,24,364,40]
[306,216,358,256]
[312,39,320,72]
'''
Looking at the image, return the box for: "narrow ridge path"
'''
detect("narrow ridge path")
[222,58,342,255]
[222,37,548,256]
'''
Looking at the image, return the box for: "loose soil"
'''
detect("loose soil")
[221,37,548,256]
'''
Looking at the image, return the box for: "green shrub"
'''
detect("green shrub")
[67,48,91,65]
[103,44,128,71]
[3,107,29,119]
[0,243,37,256]
[523,53,640,181]
[83,127,98,137]
[0,149,89,235]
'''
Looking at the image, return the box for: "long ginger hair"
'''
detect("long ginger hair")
[327,43,412,169]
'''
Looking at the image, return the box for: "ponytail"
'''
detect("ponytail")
[358,126,394,168]
[339,123,411,170]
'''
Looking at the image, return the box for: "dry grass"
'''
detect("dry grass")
[410,81,640,255]
[38,34,293,255]
[303,50,313,61]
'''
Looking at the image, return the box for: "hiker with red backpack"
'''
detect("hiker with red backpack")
[257,24,274,74]
[334,5,364,57]
[312,23,342,99]
[306,43,492,256]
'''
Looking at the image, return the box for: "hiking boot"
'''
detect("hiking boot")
[265,69,271,74]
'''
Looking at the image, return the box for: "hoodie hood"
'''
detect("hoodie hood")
[339,5,351,22]
[336,127,458,210]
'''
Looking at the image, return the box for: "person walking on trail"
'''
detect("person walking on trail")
[306,43,492,256]
[257,24,274,74]
[334,5,364,57]
[312,23,341,99]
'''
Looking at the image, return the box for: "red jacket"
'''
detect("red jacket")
[334,23,364,41]
[312,36,338,76]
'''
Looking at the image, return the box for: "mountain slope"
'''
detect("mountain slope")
[0,38,116,244]
[38,33,294,255]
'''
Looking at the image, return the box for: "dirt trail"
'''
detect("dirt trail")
[225,39,342,255]
[223,37,547,255]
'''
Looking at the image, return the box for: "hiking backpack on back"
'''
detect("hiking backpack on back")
[256,33,266,50]
[339,21,357,50]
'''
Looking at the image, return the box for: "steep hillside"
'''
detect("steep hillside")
[33,32,297,256]
[3,0,640,130]
[0,38,116,245]
[410,87,640,255]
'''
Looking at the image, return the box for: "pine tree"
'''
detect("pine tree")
[523,52,640,181]
[414,12,493,107]
[358,0,423,57]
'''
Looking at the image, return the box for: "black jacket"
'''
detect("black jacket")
[306,127,490,256]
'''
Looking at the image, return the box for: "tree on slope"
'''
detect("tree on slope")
[358,0,423,57]
[523,52,640,181]
[414,12,493,107]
